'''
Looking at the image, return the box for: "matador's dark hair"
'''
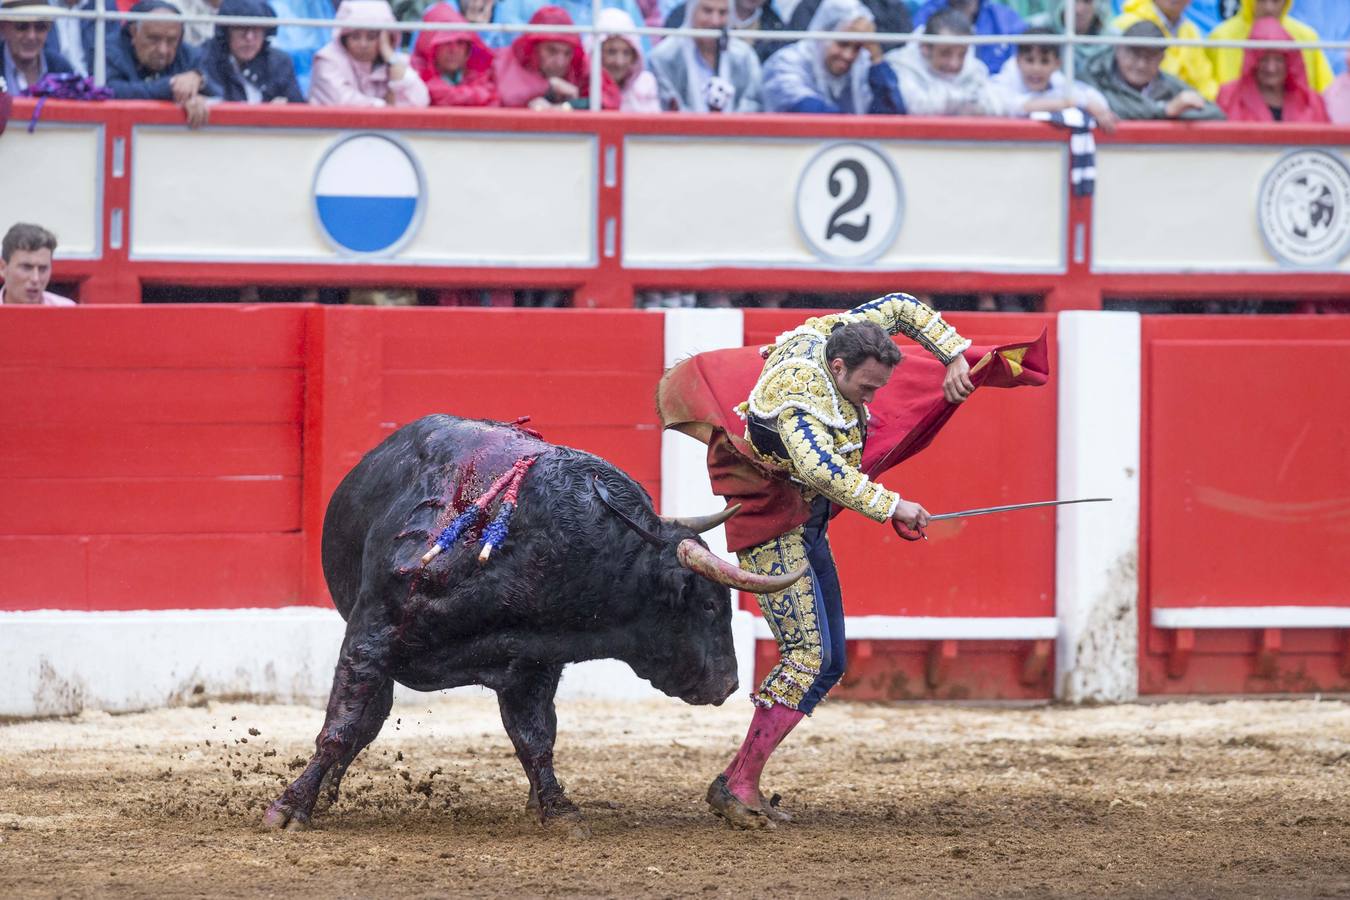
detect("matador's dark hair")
[826,321,902,370]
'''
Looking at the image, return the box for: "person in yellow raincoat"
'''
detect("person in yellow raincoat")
[1207,0,1334,94]
[1114,0,1219,100]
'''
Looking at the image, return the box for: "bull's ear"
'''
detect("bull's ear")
[591,475,664,546]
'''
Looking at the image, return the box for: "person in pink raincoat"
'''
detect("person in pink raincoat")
[310,0,431,107]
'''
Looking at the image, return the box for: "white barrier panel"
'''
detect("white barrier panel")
[0,123,103,259]
[1093,145,1350,273]
[1055,311,1141,703]
[623,137,1066,272]
[0,607,757,717]
[130,127,597,266]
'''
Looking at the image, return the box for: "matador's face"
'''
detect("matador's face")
[829,357,895,407]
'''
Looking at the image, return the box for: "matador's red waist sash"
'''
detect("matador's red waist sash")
[656,331,1050,553]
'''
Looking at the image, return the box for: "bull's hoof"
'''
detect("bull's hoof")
[262,802,311,832]
[759,791,793,824]
[706,775,774,831]
[535,798,590,840]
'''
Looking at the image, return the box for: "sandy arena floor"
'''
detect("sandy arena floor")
[1,694,1348,899]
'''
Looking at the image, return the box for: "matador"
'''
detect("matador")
[660,293,983,829]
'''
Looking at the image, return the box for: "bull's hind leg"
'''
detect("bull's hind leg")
[264,627,393,830]
[496,664,586,833]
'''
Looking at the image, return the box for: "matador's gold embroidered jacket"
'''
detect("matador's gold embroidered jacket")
[736,293,970,523]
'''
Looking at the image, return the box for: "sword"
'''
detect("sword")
[892,497,1111,540]
[929,497,1112,521]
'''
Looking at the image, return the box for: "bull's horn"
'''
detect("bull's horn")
[676,539,808,594]
[661,504,742,534]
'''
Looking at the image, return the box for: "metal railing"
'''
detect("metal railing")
[4,4,1350,113]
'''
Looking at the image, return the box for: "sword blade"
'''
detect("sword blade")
[928,497,1112,522]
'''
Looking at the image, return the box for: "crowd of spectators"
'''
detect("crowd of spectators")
[3,0,1350,126]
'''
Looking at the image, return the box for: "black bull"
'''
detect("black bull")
[264,414,803,831]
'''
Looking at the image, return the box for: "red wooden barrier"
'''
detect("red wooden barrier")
[742,311,1059,700]
[0,306,664,613]
[1140,316,1350,694]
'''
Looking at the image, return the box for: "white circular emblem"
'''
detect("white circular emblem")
[313,133,426,257]
[795,142,903,265]
[1257,149,1350,268]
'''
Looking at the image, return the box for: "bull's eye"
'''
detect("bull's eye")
[702,598,716,613]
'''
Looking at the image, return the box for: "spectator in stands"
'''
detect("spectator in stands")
[783,0,911,64]
[1325,50,1350,124]
[412,0,512,52]
[495,0,650,53]
[310,0,430,106]
[1208,0,1333,93]
[411,5,497,105]
[590,8,658,110]
[1113,0,1219,100]
[914,0,1025,75]
[0,223,75,306]
[763,0,904,113]
[178,0,222,46]
[993,26,1116,126]
[1,0,73,92]
[107,0,218,128]
[1216,16,1327,121]
[200,0,305,100]
[494,6,619,109]
[1083,19,1224,118]
[1026,0,1117,73]
[886,7,1012,115]
[649,0,763,111]
[267,0,334,95]
[665,0,789,63]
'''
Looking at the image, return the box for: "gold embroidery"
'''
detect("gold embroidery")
[738,529,823,711]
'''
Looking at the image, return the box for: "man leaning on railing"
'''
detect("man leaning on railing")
[106,0,218,127]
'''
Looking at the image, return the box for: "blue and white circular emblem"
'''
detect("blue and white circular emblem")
[313,133,425,257]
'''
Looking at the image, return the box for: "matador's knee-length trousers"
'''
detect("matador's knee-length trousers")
[736,497,845,715]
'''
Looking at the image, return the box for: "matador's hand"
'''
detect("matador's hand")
[891,499,930,541]
[943,354,974,404]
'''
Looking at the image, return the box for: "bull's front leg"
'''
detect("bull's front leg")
[264,626,393,830]
[496,664,587,835]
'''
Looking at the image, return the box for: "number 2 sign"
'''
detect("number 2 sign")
[794,142,904,265]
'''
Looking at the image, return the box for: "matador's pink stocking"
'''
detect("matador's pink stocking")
[723,702,805,804]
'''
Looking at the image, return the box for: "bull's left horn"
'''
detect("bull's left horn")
[676,539,807,594]
[661,504,742,535]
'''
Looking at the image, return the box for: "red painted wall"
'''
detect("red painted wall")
[0,306,664,613]
[1140,317,1350,694]
[742,311,1060,700]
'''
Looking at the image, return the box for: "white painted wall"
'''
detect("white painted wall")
[1055,311,1142,703]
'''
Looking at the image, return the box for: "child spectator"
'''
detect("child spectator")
[1,0,73,93]
[591,8,659,111]
[1026,0,1117,73]
[1216,16,1327,122]
[201,0,306,101]
[310,0,431,106]
[1113,0,1218,100]
[1325,50,1350,124]
[107,0,218,128]
[993,26,1116,127]
[1208,0,1334,93]
[0,223,75,306]
[886,7,1012,116]
[1082,18,1224,119]
[494,6,619,109]
[648,0,763,111]
[763,0,904,114]
[412,0,513,51]
[913,0,1026,74]
[411,5,498,105]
